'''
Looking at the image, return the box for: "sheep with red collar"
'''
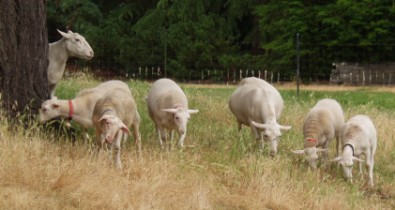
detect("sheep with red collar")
[292,98,345,169]
[229,77,292,157]
[330,115,377,187]
[48,30,94,98]
[39,80,129,140]
[146,78,198,150]
[92,85,141,168]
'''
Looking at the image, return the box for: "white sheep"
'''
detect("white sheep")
[48,30,94,98]
[39,80,129,139]
[228,77,291,156]
[92,86,141,168]
[146,78,198,149]
[330,115,377,187]
[292,98,344,169]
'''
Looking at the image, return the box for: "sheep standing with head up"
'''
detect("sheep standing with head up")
[330,115,377,187]
[229,77,291,157]
[292,98,344,169]
[92,85,141,168]
[48,30,94,98]
[146,78,198,150]
[39,80,128,140]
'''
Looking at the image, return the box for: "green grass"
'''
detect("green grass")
[1,75,394,209]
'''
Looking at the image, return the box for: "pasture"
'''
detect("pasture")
[0,74,394,210]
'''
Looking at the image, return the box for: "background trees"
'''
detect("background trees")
[36,0,395,81]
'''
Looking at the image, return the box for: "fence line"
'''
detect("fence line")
[330,62,395,85]
[66,62,292,84]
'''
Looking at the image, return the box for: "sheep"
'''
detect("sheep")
[146,78,199,149]
[92,86,141,168]
[39,80,129,140]
[228,77,292,156]
[48,30,94,98]
[330,115,377,187]
[292,98,344,169]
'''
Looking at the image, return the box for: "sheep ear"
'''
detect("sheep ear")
[51,103,60,109]
[292,150,305,155]
[121,123,131,135]
[67,30,73,34]
[98,115,109,122]
[316,148,328,153]
[188,109,199,114]
[279,125,292,131]
[162,108,178,113]
[329,156,341,162]
[352,157,364,162]
[57,29,72,39]
[251,121,267,129]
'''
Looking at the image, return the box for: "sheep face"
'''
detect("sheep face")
[251,121,291,156]
[39,98,61,123]
[58,30,94,60]
[98,115,131,144]
[339,159,354,181]
[330,155,364,182]
[173,111,190,134]
[304,148,319,169]
[162,108,199,135]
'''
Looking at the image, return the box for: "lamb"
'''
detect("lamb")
[92,86,141,168]
[228,77,291,156]
[330,115,377,187]
[146,78,199,149]
[39,80,129,139]
[292,98,344,169]
[48,30,94,98]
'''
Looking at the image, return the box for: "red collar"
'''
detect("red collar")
[68,100,74,121]
[306,138,317,143]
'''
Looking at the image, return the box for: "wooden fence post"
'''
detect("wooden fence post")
[264,70,267,81]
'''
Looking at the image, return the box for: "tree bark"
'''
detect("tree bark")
[0,0,49,119]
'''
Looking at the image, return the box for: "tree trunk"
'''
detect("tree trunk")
[0,0,49,119]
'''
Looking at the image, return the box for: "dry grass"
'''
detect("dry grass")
[0,76,394,210]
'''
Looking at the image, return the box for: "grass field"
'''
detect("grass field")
[1,74,394,210]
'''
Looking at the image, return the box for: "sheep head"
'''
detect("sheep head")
[98,114,130,144]
[57,29,94,60]
[292,147,328,169]
[251,120,291,156]
[162,107,199,134]
[330,155,364,182]
[39,98,62,123]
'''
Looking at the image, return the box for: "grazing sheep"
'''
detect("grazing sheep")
[92,86,141,168]
[228,77,291,156]
[48,30,94,98]
[39,80,129,139]
[292,98,344,169]
[330,115,377,187]
[146,78,198,149]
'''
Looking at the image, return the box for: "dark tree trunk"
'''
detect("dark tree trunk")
[0,0,49,119]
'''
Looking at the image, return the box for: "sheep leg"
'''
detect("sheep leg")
[95,130,104,153]
[132,123,142,157]
[157,127,166,150]
[113,131,122,169]
[177,131,186,148]
[321,140,330,168]
[250,125,263,152]
[368,141,377,187]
